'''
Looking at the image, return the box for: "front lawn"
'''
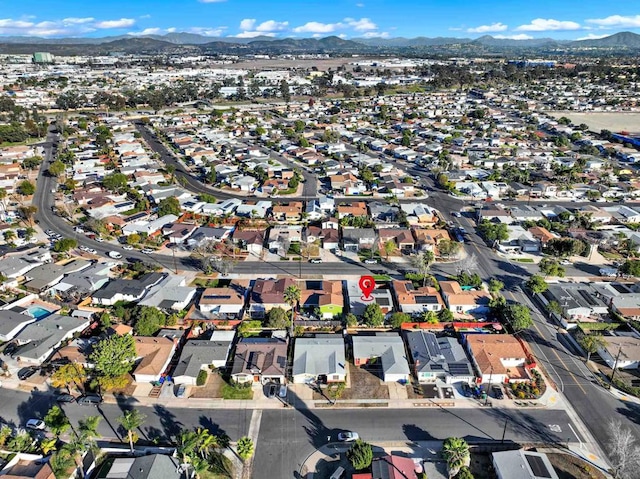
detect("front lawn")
[221,381,253,400]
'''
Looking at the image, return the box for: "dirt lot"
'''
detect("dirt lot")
[313,363,389,401]
[547,111,640,135]
[190,370,225,399]
[547,452,607,479]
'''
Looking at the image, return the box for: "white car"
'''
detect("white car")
[87,248,97,255]
[26,419,45,430]
[141,249,154,254]
[122,245,134,251]
[95,237,104,243]
[337,431,359,442]
[108,251,122,259]
[79,246,89,252]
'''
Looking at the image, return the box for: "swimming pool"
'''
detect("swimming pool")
[27,306,53,320]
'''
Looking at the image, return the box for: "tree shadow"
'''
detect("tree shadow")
[288,388,338,449]
[16,391,54,424]
[151,404,183,440]
[198,415,229,440]
[402,424,436,442]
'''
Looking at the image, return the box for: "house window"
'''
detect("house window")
[332,375,340,381]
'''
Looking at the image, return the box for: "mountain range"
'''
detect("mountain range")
[0,31,640,56]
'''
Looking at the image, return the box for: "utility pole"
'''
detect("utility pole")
[501,417,508,444]
[610,346,623,384]
[485,365,493,406]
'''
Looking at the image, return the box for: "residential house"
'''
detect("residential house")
[439,281,491,315]
[138,275,196,311]
[132,336,176,383]
[299,280,344,319]
[173,332,236,385]
[371,455,421,479]
[336,202,368,219]
[346,280,394,316]
[378,228,415,253]
[292,335,346,384]
[0,256,42,279]
[528,226,555,248]
[50,262,112,301]
[412,229,452,254]
[1,457,55,479]
[231,337,288,384]
[271,202,303,222]
[12,314,91,364]
[341,227,376,252]
[122,214,179,236]
[598,335,640,369]
[405,331,475,384]
[492,450,559,479]
[186,227,232,248]
[352,333,411,382]
[196,285,246,319]
[249,278,297,318]
[498,225,540,253]
[22,259,91,293]
[400,203,439,227]
[267,225,302,254]
[545,283,609,326]
[92,273,165,306]
[100,454,181,479]
[162,222,199,244]
[392,281,444,315]
[464,334,533,383]
[0,310,37,342]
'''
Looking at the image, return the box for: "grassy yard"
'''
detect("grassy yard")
[192,278,219,288]
[513,258,534,263]
[221,381,253,400]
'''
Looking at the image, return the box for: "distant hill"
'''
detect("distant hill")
[1,31,640,56]
[571,31,640,48]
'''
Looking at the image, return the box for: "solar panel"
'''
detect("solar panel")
[415,296,438,304]
[376,298,390,306]
[430,364,444,370]
[526,454,552,478]
[578,290,598,307]
[449,363,472,375]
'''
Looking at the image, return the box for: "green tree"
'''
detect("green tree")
[126,233,141,245]
[284,285,301,336]
[410,251,435,287]
[362,303,384,327]
[578,333,606,361]
[526,274,548,294]
[383,240,397,259]
[44,405,70,438]
[157,196,181,217]
[102,172,128,192]
[620,260,640,277]
[90,334,136,384]
[236,436,254,461]
[3,230,15,243]
[49,450,75,479]
[539,258,565,278]
[17,205,37,226]
[48,160,66,177]
[343,312,358,327]
[438,239,461,257]
[266,307,290,329]
[505,304,533,332]
[51,363,87,390]
[442,437,470,477]
[439,308,454,322]
[422,310,440,324]
[117,409,146,452]
[22,156,43,170]
[17,180,35,196]
[546,300,562,316]
[488,279,504,293]
[134,305,168,336]
[53,238,78,253]
[390,312,411,328]
[346,439,373,470]
[477,219,508,242]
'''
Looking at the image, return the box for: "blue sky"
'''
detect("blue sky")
[2,0,640,40]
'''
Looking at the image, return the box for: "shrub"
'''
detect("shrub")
[196,369,208,386]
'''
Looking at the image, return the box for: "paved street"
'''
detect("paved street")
[254,406,582,479]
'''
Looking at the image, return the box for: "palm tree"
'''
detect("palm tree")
[194,427,217,459]
[410,251,435,287]
[383,240,397,260]
[118,409,146,452]
[49,450,75,478]
[283,285,301,337]
[442,437,470,478]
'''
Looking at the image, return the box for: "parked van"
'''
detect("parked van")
[329,467,345,479]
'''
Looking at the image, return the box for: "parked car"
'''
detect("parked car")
[56,393,75,404]
[17,367,38,381]
[108,251,122,259]
[491,385,504,400]
[122,245,134,251]
[141,249,154,254]
[461,383,472,398]
[266,383,278,398]
[176,384,186,398]
[95,237,104,243]
[77,394,103,406]
[309,258,323,264]
[26,419,45,430]
[278,384,288,398]
[337,431,360,442]
[364,258,378,264]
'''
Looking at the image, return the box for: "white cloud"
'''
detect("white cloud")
[576,33,610,40]
[139,14,151,19]
[239,18,255,30]
[361,31,390,38]
[493,34,534,40]
[293,21,342,33]
[356,2,364,6]
[62,17,94,25]
[167,27,177,33]
[0,19,34,29]
[515,18,580,31]
[467,22,508,33]
[188,26,226,36]
[586,15,640,28]
[128,27,163,36]
[235,31,276,38]
[255,20,288,32]
[345,17,376,31]
[94,18,136,29]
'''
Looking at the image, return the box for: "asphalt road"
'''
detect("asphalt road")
[254,406,582,479]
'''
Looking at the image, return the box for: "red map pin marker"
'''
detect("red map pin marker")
[359,275,376,301]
